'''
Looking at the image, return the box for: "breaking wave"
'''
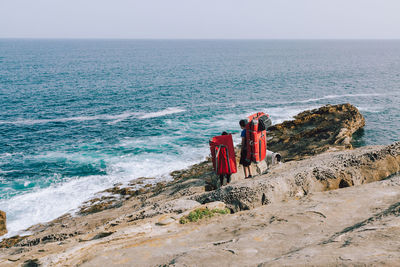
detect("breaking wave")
[137,107,186,119]
[0,107,186,125]
[0,137,207,238]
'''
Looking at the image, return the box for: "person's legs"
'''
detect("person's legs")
[243,167,248,178]
[219,175,224,186]
[240,149,248,178]
[227,174,231,183]
[244,166,252,178]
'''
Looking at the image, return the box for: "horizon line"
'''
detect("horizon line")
[1,37,400,41]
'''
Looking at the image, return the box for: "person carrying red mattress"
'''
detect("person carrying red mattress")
[219,131,231,185]
[209,131,237,187]
[239,119,253,178]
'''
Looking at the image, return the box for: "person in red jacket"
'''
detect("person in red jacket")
[239,120,252,178]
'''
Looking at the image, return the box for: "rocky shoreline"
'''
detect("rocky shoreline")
[0,103,399,266]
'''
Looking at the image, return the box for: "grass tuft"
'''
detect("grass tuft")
[179,208,230,224]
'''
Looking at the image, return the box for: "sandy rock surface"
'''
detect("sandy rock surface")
[2,175,398,266]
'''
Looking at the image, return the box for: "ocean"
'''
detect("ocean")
[0,40,399,237]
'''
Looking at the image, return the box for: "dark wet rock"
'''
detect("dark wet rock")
[0,235,27,248]
[11,232,83,247]
[267,103,365,161]
[21,258,41,267]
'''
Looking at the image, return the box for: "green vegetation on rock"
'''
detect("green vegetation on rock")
[179,208,230,224]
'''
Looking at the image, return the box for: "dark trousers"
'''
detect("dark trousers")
[219,174,231,186]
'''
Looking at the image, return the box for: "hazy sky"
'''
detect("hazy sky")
[1,0,400,39]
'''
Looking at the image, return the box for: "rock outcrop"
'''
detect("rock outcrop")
[77,175,400,267]
[207,103,365,189]
[0,210,6,236]
[195,142,400,211]
[268,103,365,161]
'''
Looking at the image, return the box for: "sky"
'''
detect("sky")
[1,0,400,39]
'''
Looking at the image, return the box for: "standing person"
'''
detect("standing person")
[219,131,231,186]
[239,120,252,178]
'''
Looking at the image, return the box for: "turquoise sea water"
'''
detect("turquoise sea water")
[0,40,399,236]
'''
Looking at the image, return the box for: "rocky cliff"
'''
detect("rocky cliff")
[208,103,365,188]
[268,103,365,161]
[0,103,398,267]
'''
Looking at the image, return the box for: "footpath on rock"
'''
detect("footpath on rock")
[0,103,399,267]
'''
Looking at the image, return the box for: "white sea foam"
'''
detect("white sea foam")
[137,107,186,119]
[356,106,385,113]
[0,138,208,238]
[0,174,117,238]
[0,169,17,174]
[0,107,185,125]
[0,112,138,125]
[266,106,319,124]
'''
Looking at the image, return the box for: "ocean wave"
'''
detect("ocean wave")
[0,107,186,125]
[190,93,385,109]
[243,93,384,106]
[264,106,319,124]
[0,169,18,174]
[31,151,103,163]
[0,140,208,237]
[295,93,384,104]
[137,107,186,119]
[0,112,138,125]
[0,152,24,159]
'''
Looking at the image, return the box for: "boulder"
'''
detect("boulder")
[204,201,226,210]
[267,103,365,161]
[0,210,6,236]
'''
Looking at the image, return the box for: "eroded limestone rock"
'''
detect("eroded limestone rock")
[268,103,365,161]
[195,142,400,212]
